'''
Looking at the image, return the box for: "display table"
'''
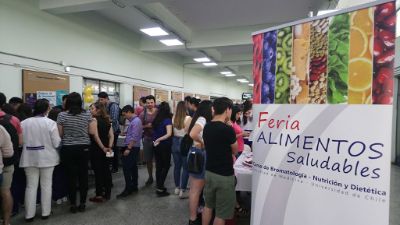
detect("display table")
[116,135,126,148]
[234,151,253,192]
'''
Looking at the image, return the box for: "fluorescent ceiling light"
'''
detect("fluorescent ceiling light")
[194,57,210,62]
[140,27,168,36]
[203,62,218,66]
[225,74,236,77]
[237,79,249,83]
[160,39,184,46]
[220,71,232,75]
[317,10,338,16]
[248,83,254,87]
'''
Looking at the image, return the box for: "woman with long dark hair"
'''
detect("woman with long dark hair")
[172,101,191,198]
[89,102,114,202]
[230,105,250,157]
[152,102,173,197]
[187,100,212,225]
[240,100,253,147]
[57,92,102,213]
[20,99,61,221]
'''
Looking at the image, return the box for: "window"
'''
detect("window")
[83,78,120,104]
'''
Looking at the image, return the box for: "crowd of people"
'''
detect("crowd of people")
[0,91,254,225]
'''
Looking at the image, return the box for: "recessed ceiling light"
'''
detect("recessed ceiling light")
[203,62,218,66]
[160,39,184,46]
[140,27,168,36]
[225,74,236,77]
[194,57,210,62]
[317,10,337,16]
[220,71,232,75]
[237,79,249,83]
[248,83,254,87]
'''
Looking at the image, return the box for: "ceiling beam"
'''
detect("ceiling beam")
[39,0,112,14]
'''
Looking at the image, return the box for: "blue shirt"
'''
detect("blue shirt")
[107,102,120,133]
[124,116,142,148]
[153,118,172,146]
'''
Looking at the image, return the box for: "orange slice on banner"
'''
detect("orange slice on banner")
[348,90,364,104]
[351,9,373,35]
[348,58,373,92]
[350,27,368,58]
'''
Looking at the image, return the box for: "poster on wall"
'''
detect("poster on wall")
[251,1,395,225]
[37,91,57,107]
[56,90,68,106]
[24,93,37,108]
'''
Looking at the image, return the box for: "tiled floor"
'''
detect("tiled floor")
[9,164,400,225]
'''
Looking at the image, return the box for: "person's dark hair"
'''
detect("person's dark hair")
[62,94,68,101]
[65,92,84,115]
[146,95,156,102]
[48,108,61,122]
[122,105,134,113]
[93,102,111,124]
[230,105,241,123]
[140,97,147,104]
[9,97,23,105]
[188,100,212,133]
[152,102,172,129]
[98,92,109,99]
[184,96,192,102]
[213,97,233,115]
[2,104,16,116]
[0,92,6,108]
[190,97,200,108]
[16,103,33,121]
[242,100,253,125]
[33,99,50,116]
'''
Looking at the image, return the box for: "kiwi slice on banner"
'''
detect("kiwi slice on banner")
[278,30,285,38]
[275,73,290,92]
[276,47,286,65]
[282,33,292,49]
[282,58,292,75]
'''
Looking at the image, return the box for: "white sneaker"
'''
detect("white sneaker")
[62,197,68,202]
[56,199,62,205]
[179,190,189,199]
[174,187,180,195]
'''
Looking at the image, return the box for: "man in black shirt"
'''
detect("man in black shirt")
[202,97,238,225]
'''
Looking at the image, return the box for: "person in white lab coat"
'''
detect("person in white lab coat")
[19,99,61,222]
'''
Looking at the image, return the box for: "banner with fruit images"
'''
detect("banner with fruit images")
[251,1,395,225]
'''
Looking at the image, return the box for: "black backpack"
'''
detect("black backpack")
[0,114,18,166]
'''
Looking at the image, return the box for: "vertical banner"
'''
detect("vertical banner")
[251,1,395,225]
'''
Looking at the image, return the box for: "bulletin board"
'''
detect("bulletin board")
[133,86,151,101]
[172,91,183,101]
[184,93,194,98]
[196,94,210,101]
[22,70,69,107]
[155,89,169,102]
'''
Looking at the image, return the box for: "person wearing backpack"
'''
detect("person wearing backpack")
[0,92,22,225]
[98,92,120,173]
[187,100,212,225]
[0,125,14,185]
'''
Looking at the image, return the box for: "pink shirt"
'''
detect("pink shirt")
[0,111,22,135]
[232,122,244,152]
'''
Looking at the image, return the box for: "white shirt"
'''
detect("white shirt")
[20,117,61,168]
[193,116,206,147]
[173,116,191,137]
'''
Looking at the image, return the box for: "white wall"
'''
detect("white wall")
[0,0,247,104]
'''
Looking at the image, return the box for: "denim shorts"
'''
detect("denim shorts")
[188,147,206,179]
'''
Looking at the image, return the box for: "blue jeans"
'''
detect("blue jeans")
[121,147,139,191]
[172,137,189,189]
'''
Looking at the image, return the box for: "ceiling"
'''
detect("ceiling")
[39,0,335,85]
